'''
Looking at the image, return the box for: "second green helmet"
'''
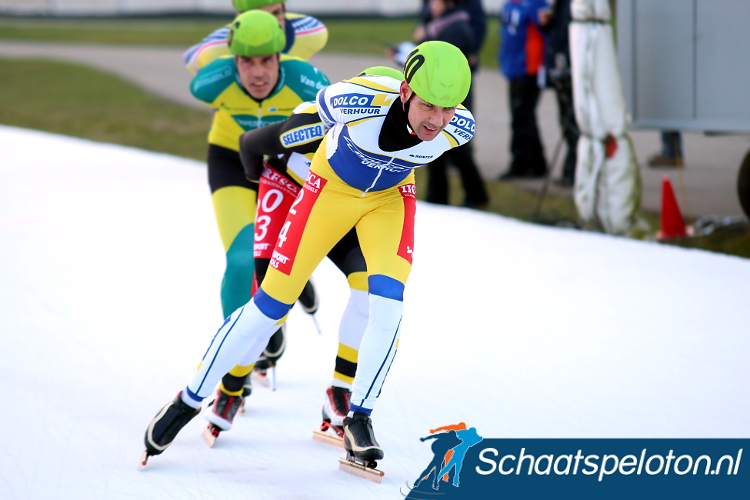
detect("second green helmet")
[358,66,404,81]
[403,41,471,108]
[232,0,284,12]
[228,10,286,56]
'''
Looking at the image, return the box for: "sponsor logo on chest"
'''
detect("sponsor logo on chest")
[331,93,394,115]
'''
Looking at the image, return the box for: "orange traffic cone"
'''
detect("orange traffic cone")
[657,176,689,240]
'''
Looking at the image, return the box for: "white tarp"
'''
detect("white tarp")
[569,0,641,235]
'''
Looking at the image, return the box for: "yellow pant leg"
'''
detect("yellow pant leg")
[355,174,417,290]
[211,186,258,318]
[212,186,257,252]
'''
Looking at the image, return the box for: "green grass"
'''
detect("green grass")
[0,16,748,259]
[0,59,212,160]
[0,17,225,45]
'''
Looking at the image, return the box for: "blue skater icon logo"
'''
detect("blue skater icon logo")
[412,423,484,491]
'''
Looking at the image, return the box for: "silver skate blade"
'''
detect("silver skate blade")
[338,457,384,483]
[312,429,345,449]
[310,314,322,335]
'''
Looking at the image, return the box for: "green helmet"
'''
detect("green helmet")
[228,10,286,56]
[232,0,284,12]
[358,66,404,81]
[403,41,471,107]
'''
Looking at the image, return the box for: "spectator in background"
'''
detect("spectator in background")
[415,0,487,67]
[648,131,683,167]
[542,0,580,187]
[415,0,489,209]
[497,0,550,180]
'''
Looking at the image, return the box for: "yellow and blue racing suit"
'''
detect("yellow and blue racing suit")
[184,75,475,415]
[183,12,327,73]
[240,101,367,390]
[191,54,329,319]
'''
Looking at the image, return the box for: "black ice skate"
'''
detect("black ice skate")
[203,388,243,447]
[140,392,200,468]
[343,411,384,460]
[240,374,252,413]
[339,411,385,482]
[253,324,286,390]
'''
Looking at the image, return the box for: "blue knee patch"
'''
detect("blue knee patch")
[254,287,293,320]
[368,275,404,301]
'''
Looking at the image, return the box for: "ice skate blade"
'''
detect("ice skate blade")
[310,314,322,335]
[203,425,219,447]
[313,429,345,449]
[138,451,150,470]
[338,457,384,483]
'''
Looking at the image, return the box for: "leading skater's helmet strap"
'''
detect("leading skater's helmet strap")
[228,10,286,56]
[403,41,471,108]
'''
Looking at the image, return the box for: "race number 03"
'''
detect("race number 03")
[255,189,285,242]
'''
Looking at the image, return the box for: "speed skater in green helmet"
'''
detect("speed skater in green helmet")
[226,10,287,100]
[228,9,286,57]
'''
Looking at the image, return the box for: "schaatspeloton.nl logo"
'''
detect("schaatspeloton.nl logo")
[403,427,749,500]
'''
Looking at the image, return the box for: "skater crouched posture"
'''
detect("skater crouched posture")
[206,66,405,441]
[143,41,474,466]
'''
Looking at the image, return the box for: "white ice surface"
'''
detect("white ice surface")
[1,125,748,499]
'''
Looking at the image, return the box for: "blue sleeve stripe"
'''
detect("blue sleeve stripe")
[290,15,326,33]
[254,287,294,320]
[183,27,230,67]
[183,45,198,66]
[368,274,405,301]
[317,88,335,128]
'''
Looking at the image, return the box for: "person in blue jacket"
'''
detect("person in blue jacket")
[498,0,551,180]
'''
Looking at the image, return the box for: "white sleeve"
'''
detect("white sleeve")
[442,107,477,148]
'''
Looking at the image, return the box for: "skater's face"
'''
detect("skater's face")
[400,81,456,142]
[257,2,286,28]
[235,54,280,100]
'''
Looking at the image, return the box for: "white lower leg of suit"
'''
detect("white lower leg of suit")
[186,300,281,400]
[349,294,403,412]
